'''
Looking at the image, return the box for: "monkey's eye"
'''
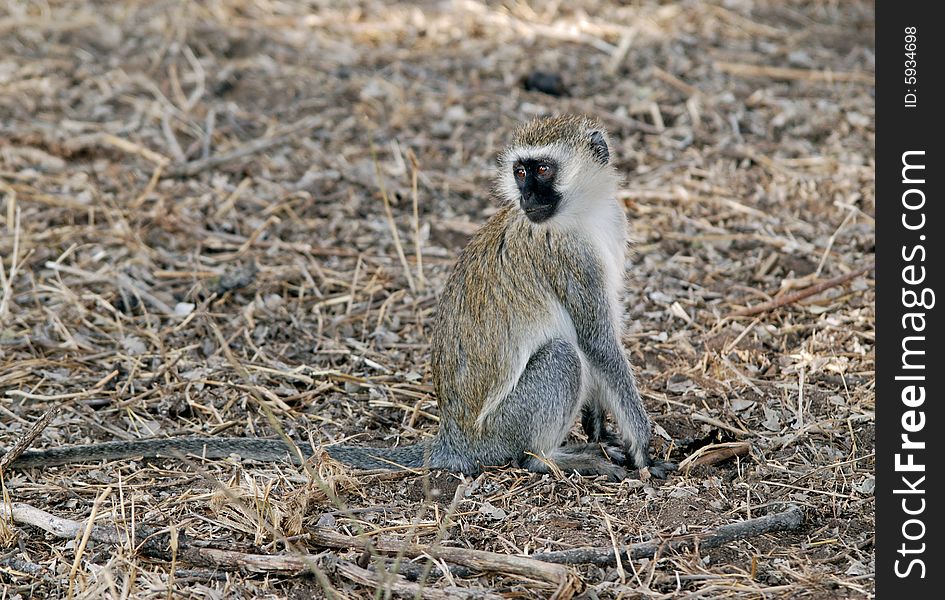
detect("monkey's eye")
[514,166,526,180]
[536,164,553,178]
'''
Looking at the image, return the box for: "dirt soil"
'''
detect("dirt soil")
[0,1,874,598]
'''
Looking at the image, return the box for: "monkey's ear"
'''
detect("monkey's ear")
[588,130,609,165]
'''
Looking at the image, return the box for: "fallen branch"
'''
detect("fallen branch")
[334,560,504,600]
[678,441,751,473]
[715,61,874,84]
[4,502,574,587]
[379,558,477,581]
[531,504,804,566]
[730,264,872,317]
[0,407,59,473]
[307,527,574,586]
[3,502,307,571]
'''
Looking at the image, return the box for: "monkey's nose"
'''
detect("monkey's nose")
[520,192,543,210]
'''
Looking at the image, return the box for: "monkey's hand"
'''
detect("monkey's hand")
[594,444,675,480]
[609,445,676,479]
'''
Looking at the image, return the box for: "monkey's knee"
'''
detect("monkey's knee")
[527,338,581,392]
[490,338,582,455]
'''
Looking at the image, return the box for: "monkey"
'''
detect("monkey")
[3,115,674,480]
[331,114,675,479]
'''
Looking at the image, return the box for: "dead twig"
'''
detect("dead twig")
[371,144,417,294]
[0,406,60,473]
[0,204,20,322]
[307,526,575,586]
[730,263,873,317]
[43,261,177,316]
[4,501,310,572]
[64,133,171,166]
[678,441,751,473]
[715,61,874,84]
[531,504,805,566]
[408,148,425,290]
[335,561,504,600]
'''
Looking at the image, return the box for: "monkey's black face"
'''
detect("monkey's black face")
[513,159,561,223]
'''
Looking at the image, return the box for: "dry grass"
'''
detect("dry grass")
[1,0,874,598]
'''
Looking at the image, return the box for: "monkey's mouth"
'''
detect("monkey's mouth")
[523,204,556,223]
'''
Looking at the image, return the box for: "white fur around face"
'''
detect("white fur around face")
[555,177,628,330]
[497,141,628,324]
[496,142,573,206]
[547,151,627,320]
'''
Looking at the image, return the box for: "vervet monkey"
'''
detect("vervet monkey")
[331,114,674,479]
[5,115,674,480]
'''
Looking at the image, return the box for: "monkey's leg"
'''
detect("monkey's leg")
[581,403,617,444]
[522,444,628,481]
[580,384,675,477]
[590,382,675,478]
[558,259,676,478]
[486,339,627,480]
[580,402,628,464]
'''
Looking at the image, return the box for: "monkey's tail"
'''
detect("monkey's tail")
[6,437,316,470]
[325,440,432,470]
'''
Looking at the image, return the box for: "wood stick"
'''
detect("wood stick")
[715,62,874,84]
[335,561,504,600]
[307,527,573,585]
[730,264,872,317]
[371,144,417,294]
[678,441,751,473]
[4,501,317,572]
[531,505,804,566]
[690,412,753,437]
[379,558,477,581]
[4,502,572,586]
[0,406,60,472]
[100,134,171,166]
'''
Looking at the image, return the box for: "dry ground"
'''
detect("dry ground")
[0,0,874,598]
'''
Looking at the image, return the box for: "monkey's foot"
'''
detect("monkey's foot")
[645,460,677,479]
[569,441,628,466]
[595,446,676,481]
[608,456,675,480]
[615,450,677,479]
[601,444,629,464]
[523,447,629,481]
[599,464,630,481]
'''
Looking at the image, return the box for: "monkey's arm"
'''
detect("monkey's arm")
[558,266,674,477]
[3,437,314,470]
